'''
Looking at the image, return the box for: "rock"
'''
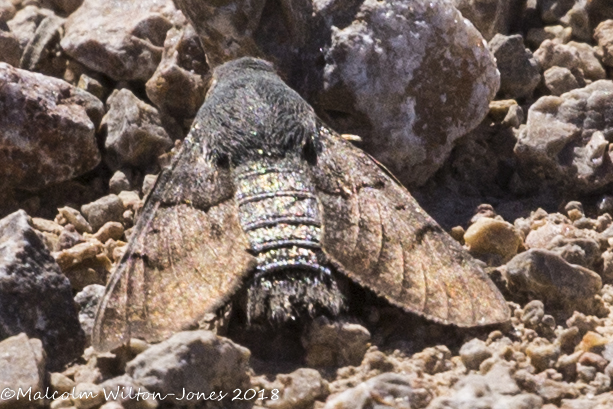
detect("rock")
[464,217,522,264]
[98,375,158,409]
[460,338,493,370]
[81,194,125,232]
[301,316,371,367]
[117,191,141,212]
[526,342,559,372]
[145,24,207,120]
[126,330,251,403]
[0,26,21,66]
[0,0,15,23]
[7,6,54,50]
[50,371,75,395]
[504,249,602,307]
[546,237,600,271]
[76,74,107,100]
[92,221,124,243]
[53,240,110,291]
[74,284,105,345]
[57,224,85,250]
[452,0,512,41]
[58,207,92,234]
[18,12,64,75]
[173,0,264,67]
[0,210,85,371]
[579,351,608,372]
[514,81,613,192]
[526,25,571,49]
[61,0,176,81]
[539,0,574,24]
[522,300,545,328]
[426,374,543,409]
[109,171,130,194]
[543,66,580,96]
[319,0,499,187]
[72,382,105,409]
[44,0,84,15]
[587,0,613,29]
[488,34,540,99]
[267,368,328,409]
[559,1,591,42]
[595,20,613,68]
[323,373,413,409]
[0,63,102,190]
[101,89,173,171]
[30,217,62,235]
[534,40,605,82]
[482,361,520,395]
[0,334,46,409]
[576,331,608,353]
[141,174,158,196]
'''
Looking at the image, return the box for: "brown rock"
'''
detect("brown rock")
[452,0,512,41]
[145,24,207,120]
[464,217,522,264]
[0,334,46,409]
[543,66,580,96]
[578,351,608,372]
[0,28,21,66]
[0,63,102,190]
[302,317,371,367]
[267,369,329,409]
[595,20,613,68]
[534,40,605,81]
[61,0,177,81]
[0,0,15,23]
[92,222,124,243]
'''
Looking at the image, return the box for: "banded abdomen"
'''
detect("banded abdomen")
[233,157,344,323]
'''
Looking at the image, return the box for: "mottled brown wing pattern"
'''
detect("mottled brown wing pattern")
[313,129,510,327]
[92,142,256,351]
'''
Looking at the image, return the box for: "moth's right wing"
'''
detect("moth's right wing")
[92,140,256,352]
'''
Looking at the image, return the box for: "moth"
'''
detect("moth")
[92,57,510,352]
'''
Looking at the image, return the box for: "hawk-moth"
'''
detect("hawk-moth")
[92,57,510,352]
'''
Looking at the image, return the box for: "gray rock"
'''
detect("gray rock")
[559,0,591,42]
[0,334,46,409]
[546,237,600,270]
[425,374,542,409]
[459,338,493,370]
[58,206,92,234]
[77,73,107,101]
[534,40,605,82]
[101,89,173,170]
[109,170,131,194]
[504,248,602,306]
[0,63,102,190]
[126,330,250,405]
[267,368,328,409]
[521,300,545,328]
[145,23,207,120]
[0,210,85,371]
[57,224,84,250]
[81,194,124,232]
[74,284,105,346]
[320,0,499,187]
[323,373,413,409]
[482,361,520,395]
[488,34,540,99]
[60,0,177,81]
[452,0,512,41]
[514,81,613,192]
[0,26,21,66]
[301,316,371,367]
[543,66,580,96]
[595,20,613,68]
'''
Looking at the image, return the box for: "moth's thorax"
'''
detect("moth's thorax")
[233,156,328,278]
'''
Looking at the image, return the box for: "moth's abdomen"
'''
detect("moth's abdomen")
[234,158,329,277]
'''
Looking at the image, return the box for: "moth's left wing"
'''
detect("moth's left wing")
[313,128,510,327]
[93,141,256,351]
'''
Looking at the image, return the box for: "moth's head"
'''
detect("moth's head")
[207,58,276,95]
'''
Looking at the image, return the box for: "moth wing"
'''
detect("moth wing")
[313,129,510,326]
[92,142,256,351]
